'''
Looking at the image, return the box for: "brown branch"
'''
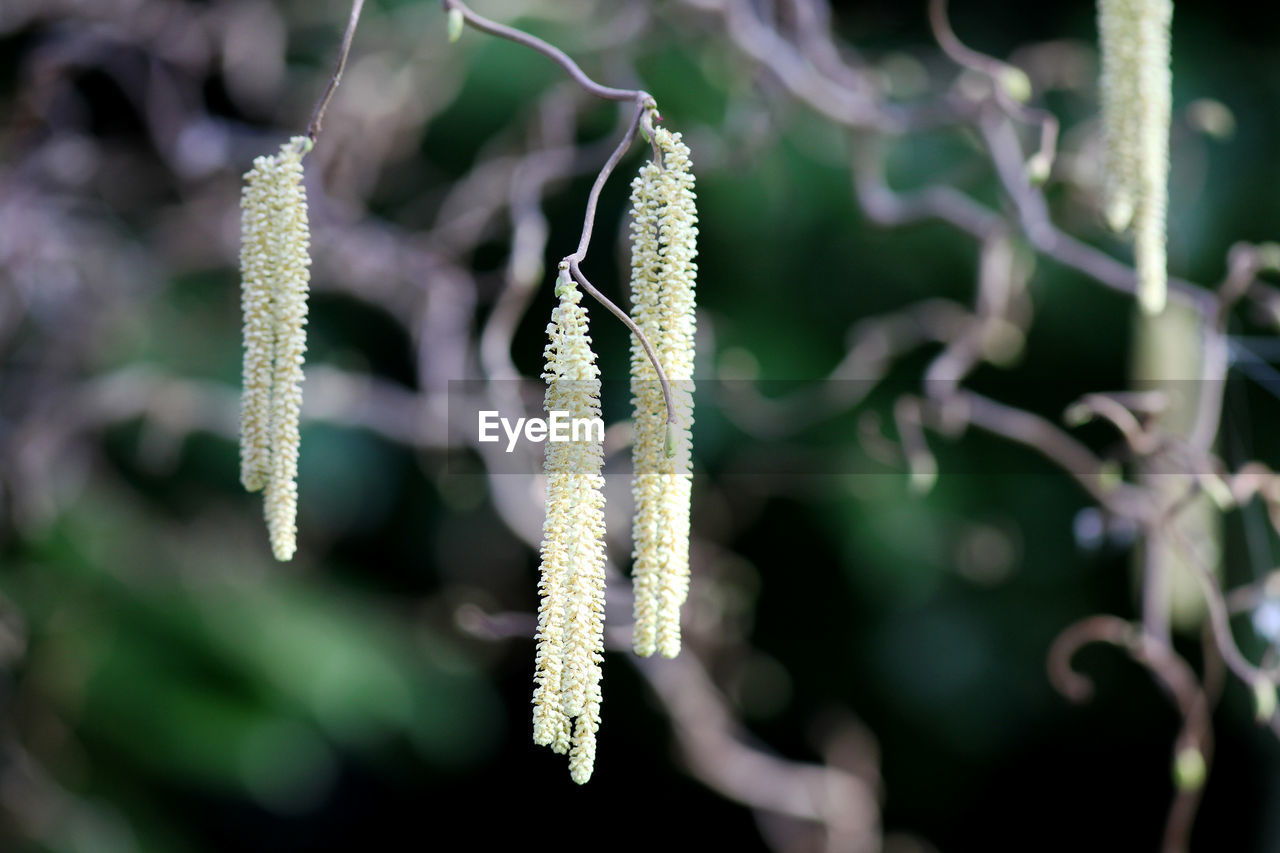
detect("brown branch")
[1047,615,1213,853]
[564,101,650,264]
[306,0,367,143]
[568,259,677,429]
[1064,392,1162,456]
[443,0,673,427]
[456,602,881,852]
[442,0,642,103]
[927,0,1058,178]
[923,391,1153,518]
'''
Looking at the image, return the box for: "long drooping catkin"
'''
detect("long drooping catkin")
[1098,0,1172,315]
[629,127,697,659]
[532,268,607,785]
[239,161,276,493]
[238,136,312,561]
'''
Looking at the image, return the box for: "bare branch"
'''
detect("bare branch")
[442,0,643,103]
[1047,615,1213,853]
[307,0,367,143]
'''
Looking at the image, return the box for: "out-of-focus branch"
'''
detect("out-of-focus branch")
[441,0,641,103]
[924,391,1153,518]
[634,647,879,853]
[457,602,881,853]
[1047,615,1212,853]
[677,0,1265,769]
[928,0,1058,179]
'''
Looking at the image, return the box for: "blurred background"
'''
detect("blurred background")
[3,0,1280,850]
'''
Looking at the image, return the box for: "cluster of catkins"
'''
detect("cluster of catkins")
[232,122,695,782]
[1097,0,1173,315]
[532,126,698,784]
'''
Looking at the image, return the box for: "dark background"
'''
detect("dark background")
[2,0,1279,850]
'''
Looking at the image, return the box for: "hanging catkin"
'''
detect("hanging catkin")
[1098,0,1172,315]
[532,267,607,785]
[238,136,312,561]
[629,127,697,659]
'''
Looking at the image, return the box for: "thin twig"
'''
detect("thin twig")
[569,259,677,428]
[1064,393,1161,455]
[562,104,679,428]
[1047,615,1212,853]
[1189,243,1272,451]
[927,0,1058,175]
[441,0,641,102]
[445,1,674,426]
[1170,520,1280,684]
[566,102,649,263]
[455,597,882,850]
[306,0,366,143]
[925,390,1153,518]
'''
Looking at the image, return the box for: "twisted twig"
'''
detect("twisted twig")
[1047,615,1212,853]
[442,0,675,427]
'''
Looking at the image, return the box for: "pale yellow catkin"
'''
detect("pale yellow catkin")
[1098,0,1172,315]
[238,136,312,561]
[532,270,607,784]
[629,127,697,659]
[239,161,276,493]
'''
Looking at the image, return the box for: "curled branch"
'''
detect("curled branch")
[1048,615,1212,853]
[455,600,882,851]
[928,0,1058,179]
[1064,392,1162,456]
[441,0,642,102]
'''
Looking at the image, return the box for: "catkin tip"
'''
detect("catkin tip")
[1097,0,1171,311]
[1138,276,1167,316]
